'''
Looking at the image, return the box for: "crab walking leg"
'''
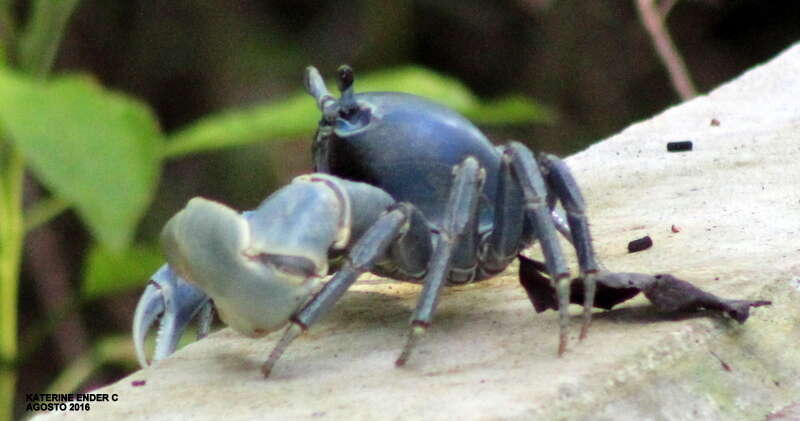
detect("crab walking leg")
[396,157,484,366]
[261,204,411,378]
[547,194,574,244]
[482,147,526,272]
[196,301,215,340]
[540,154,601,340]
[505,142,572,356]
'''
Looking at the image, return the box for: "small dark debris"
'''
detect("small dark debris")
[132,380,146,387]
[667,141,693,152]
[711,118,720,126]
[671,225,681,233]
[628,235,653,253]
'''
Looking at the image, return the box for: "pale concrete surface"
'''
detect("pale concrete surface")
[35,43,800,421]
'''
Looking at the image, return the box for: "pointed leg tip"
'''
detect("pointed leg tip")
[558,334,568,357]
[260,363,273,379]
[396,324,427,368]
[579,319,592,341]
[259,322,304,379]
[395,348,412,367]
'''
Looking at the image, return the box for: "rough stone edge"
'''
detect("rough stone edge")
[531,274,800,421]
[527,42,800,420]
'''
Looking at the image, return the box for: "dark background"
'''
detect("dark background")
[15,0,800,416]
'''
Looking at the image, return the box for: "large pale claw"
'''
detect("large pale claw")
[133,264,210,368]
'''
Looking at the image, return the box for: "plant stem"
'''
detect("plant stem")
[0,1,15,66]
[0,2,80,418]
[17,0,80,78]
[0,144,24,421]
[636,0,697,101]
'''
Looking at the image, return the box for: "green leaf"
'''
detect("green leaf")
[164,66,551,157]
[353,66,477,111]
[463,95,556,126]
[0,69,163,250]
[81,243,163,299]
[164,93,311,158]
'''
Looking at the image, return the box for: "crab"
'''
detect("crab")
[133,65,770,377]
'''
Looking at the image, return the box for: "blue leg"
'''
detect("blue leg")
[504,142,573,356]
[548,194,574,244]
[539,154,600,340]
[261,203,412,377]
[482,146,526,274]
[382,206,433,279]
[395,157,484,366]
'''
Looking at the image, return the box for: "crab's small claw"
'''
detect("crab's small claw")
[133,264,210,368]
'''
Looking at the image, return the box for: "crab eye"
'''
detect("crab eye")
[252,254,318,278]
[337,106,372,132]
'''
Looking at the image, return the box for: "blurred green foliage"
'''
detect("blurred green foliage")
[0,70,162,250]
[81,244,163,300]
[165,66,552,157]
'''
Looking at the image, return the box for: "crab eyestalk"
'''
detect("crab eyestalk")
[132,265,210,367]
[337,65,357,114]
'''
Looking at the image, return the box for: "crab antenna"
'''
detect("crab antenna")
[337,65,357,113]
